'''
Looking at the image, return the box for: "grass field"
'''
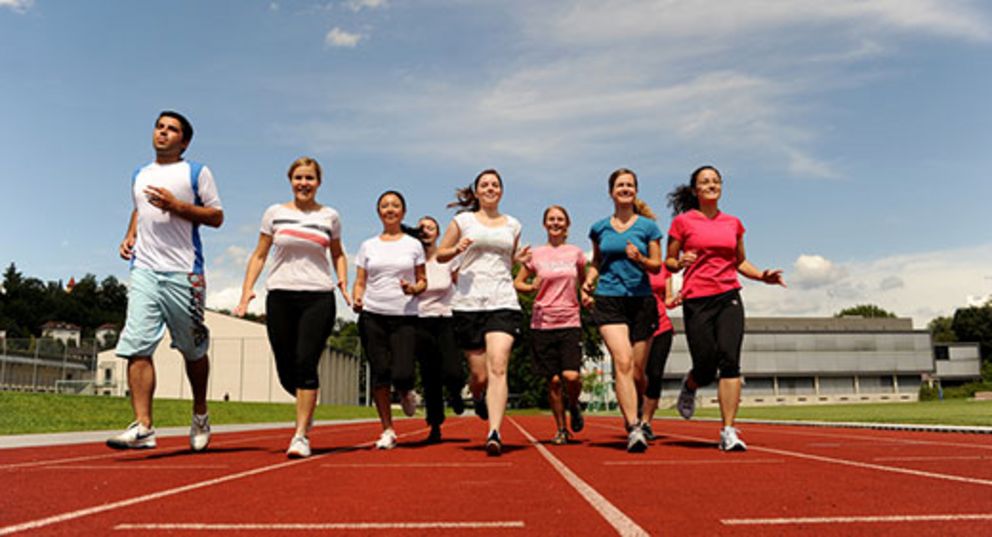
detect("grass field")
[2,392,990,435]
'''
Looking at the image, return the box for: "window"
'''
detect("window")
[934,346,950,361]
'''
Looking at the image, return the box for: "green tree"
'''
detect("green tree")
[835,304,896,318]
[928,316,956,343]
[951,301,992,362]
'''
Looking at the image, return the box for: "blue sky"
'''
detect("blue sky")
[1,0,990,325]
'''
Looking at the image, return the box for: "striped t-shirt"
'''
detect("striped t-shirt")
[260,204,341,291]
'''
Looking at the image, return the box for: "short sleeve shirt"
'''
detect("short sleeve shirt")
[419,257,457,318]
[526,244,586,330]
[588,216,662,297]
[649,266,674,336]
[355,235,425,316]
[668,210,744,299]
[260,204,341,292]
[131,161,222,274]
[450,212,522,312]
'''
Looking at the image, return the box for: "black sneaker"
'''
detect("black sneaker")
[640,421,655,441]
[485,430,502,456]
[449,394,465,416]
[569,404,584,433]
[473,394,489,421]
[426,424,442,444]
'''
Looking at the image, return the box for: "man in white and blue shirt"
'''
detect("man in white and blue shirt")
[109,111,224,451]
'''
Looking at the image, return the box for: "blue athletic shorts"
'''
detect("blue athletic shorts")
[116,268,210,361]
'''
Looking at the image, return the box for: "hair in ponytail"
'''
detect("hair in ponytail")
[608,167,656,220]
[376,190,423,239]
[667,165,720,216]
[447,169,503,213]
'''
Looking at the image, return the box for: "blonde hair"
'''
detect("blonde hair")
[287,156,323,183]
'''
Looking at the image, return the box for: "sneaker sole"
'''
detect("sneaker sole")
[485,441,502,456]
[627,440,648,453]
[720,443,747,452]
[106,440,156,450]
[287,451,310,459]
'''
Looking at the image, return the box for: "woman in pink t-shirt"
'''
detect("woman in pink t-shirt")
[514,205,592,445]
[665,165,785,452]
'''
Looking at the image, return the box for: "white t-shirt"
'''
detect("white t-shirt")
[131,160,222,274]
[260,204,341,292]
[450,212,522,312]
[419,257,457,318]
[355,234,425,316]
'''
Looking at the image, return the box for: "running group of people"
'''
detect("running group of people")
[108,110,785,459]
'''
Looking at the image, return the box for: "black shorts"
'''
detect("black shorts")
[530,327,583,379]
[358,311,417,391]
[590,295,658,343]
[683,289,744,385]
[451,309,522,351]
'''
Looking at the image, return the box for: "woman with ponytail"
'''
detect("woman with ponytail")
[437,169,527,456]
[352,190,427,450]
[666,166,785,452]
[581,168,662,453]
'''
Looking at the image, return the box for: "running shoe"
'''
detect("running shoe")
[719,426,748,452]
[626,423,648,453]
[400,390,418,417]
[106,421,156,450]
[375,428,397,450]
[676,374,697,420]
[569,403,584,433]
[485,430,502,456]
[286,435,311,458]
[190,413,211,452]
[473,394,489,421]
[551,429,570,446]
[426,424,442,444]
[449,393,465,415]
[640,421,655,441]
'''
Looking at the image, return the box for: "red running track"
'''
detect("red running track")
[2,416,991,536]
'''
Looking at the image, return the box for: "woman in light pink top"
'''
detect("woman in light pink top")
[514,206,592,445]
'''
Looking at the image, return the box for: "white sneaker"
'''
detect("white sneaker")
[106,421,156,450]
[286,435,311,458]
[400,390,418,417]
[719,426,747,452]
[375,429,397,450]
[626,424,648,453]
[677,375,697,420]
[190,413,211,452]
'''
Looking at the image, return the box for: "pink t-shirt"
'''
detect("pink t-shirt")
[526,244,587,330]
[668,210,744,299]
[649,267,674,336]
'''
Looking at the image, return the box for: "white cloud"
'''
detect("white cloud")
[741,243,992,327]
[0,0,33,13]
[345,0,387,12]
[269,2,279,12]
[324,27,363,48]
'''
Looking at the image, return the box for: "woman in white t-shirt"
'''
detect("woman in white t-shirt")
[234,157,350,459]
[415,215,466,444]
[437,169,528,456]
[352,190,427,450]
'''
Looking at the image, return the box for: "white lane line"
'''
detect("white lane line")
[604,458,784,466]
[873,455,992,462]
[29,464,230,470]
[0,422,378,471]
[115,521,525,530]
[0,426,430,536]
[721,513,992,526]
[508,418,648,537]
[589,421,992,488]
[321,462,512,468]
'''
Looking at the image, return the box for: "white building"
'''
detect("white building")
[97,310,361,405]
[40,321,81,347]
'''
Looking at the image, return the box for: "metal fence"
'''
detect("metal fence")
[0,338,99,392]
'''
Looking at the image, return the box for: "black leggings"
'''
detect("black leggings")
[683,289,744,386]
[416,317,465,426]
[359,312,417,391]
[644,329,673,399]
[265,290,336,395]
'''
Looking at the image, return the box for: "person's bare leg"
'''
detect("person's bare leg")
[484,332,514,433]
[465,350,487,399]
[295,388,318,437]
[184,356,209,416]
[127,357,155,427]
[548,375,565,431]
[373,386,393,431]
[599,325,638,427]
[718,377,742,427]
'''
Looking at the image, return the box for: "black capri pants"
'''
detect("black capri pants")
[682,289,745,386]
[644,329,673,399]
[416,316,465,426]
[265,290,336,395]
[359,311,417,392]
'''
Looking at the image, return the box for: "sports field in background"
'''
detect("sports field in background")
[2,392,990,435]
